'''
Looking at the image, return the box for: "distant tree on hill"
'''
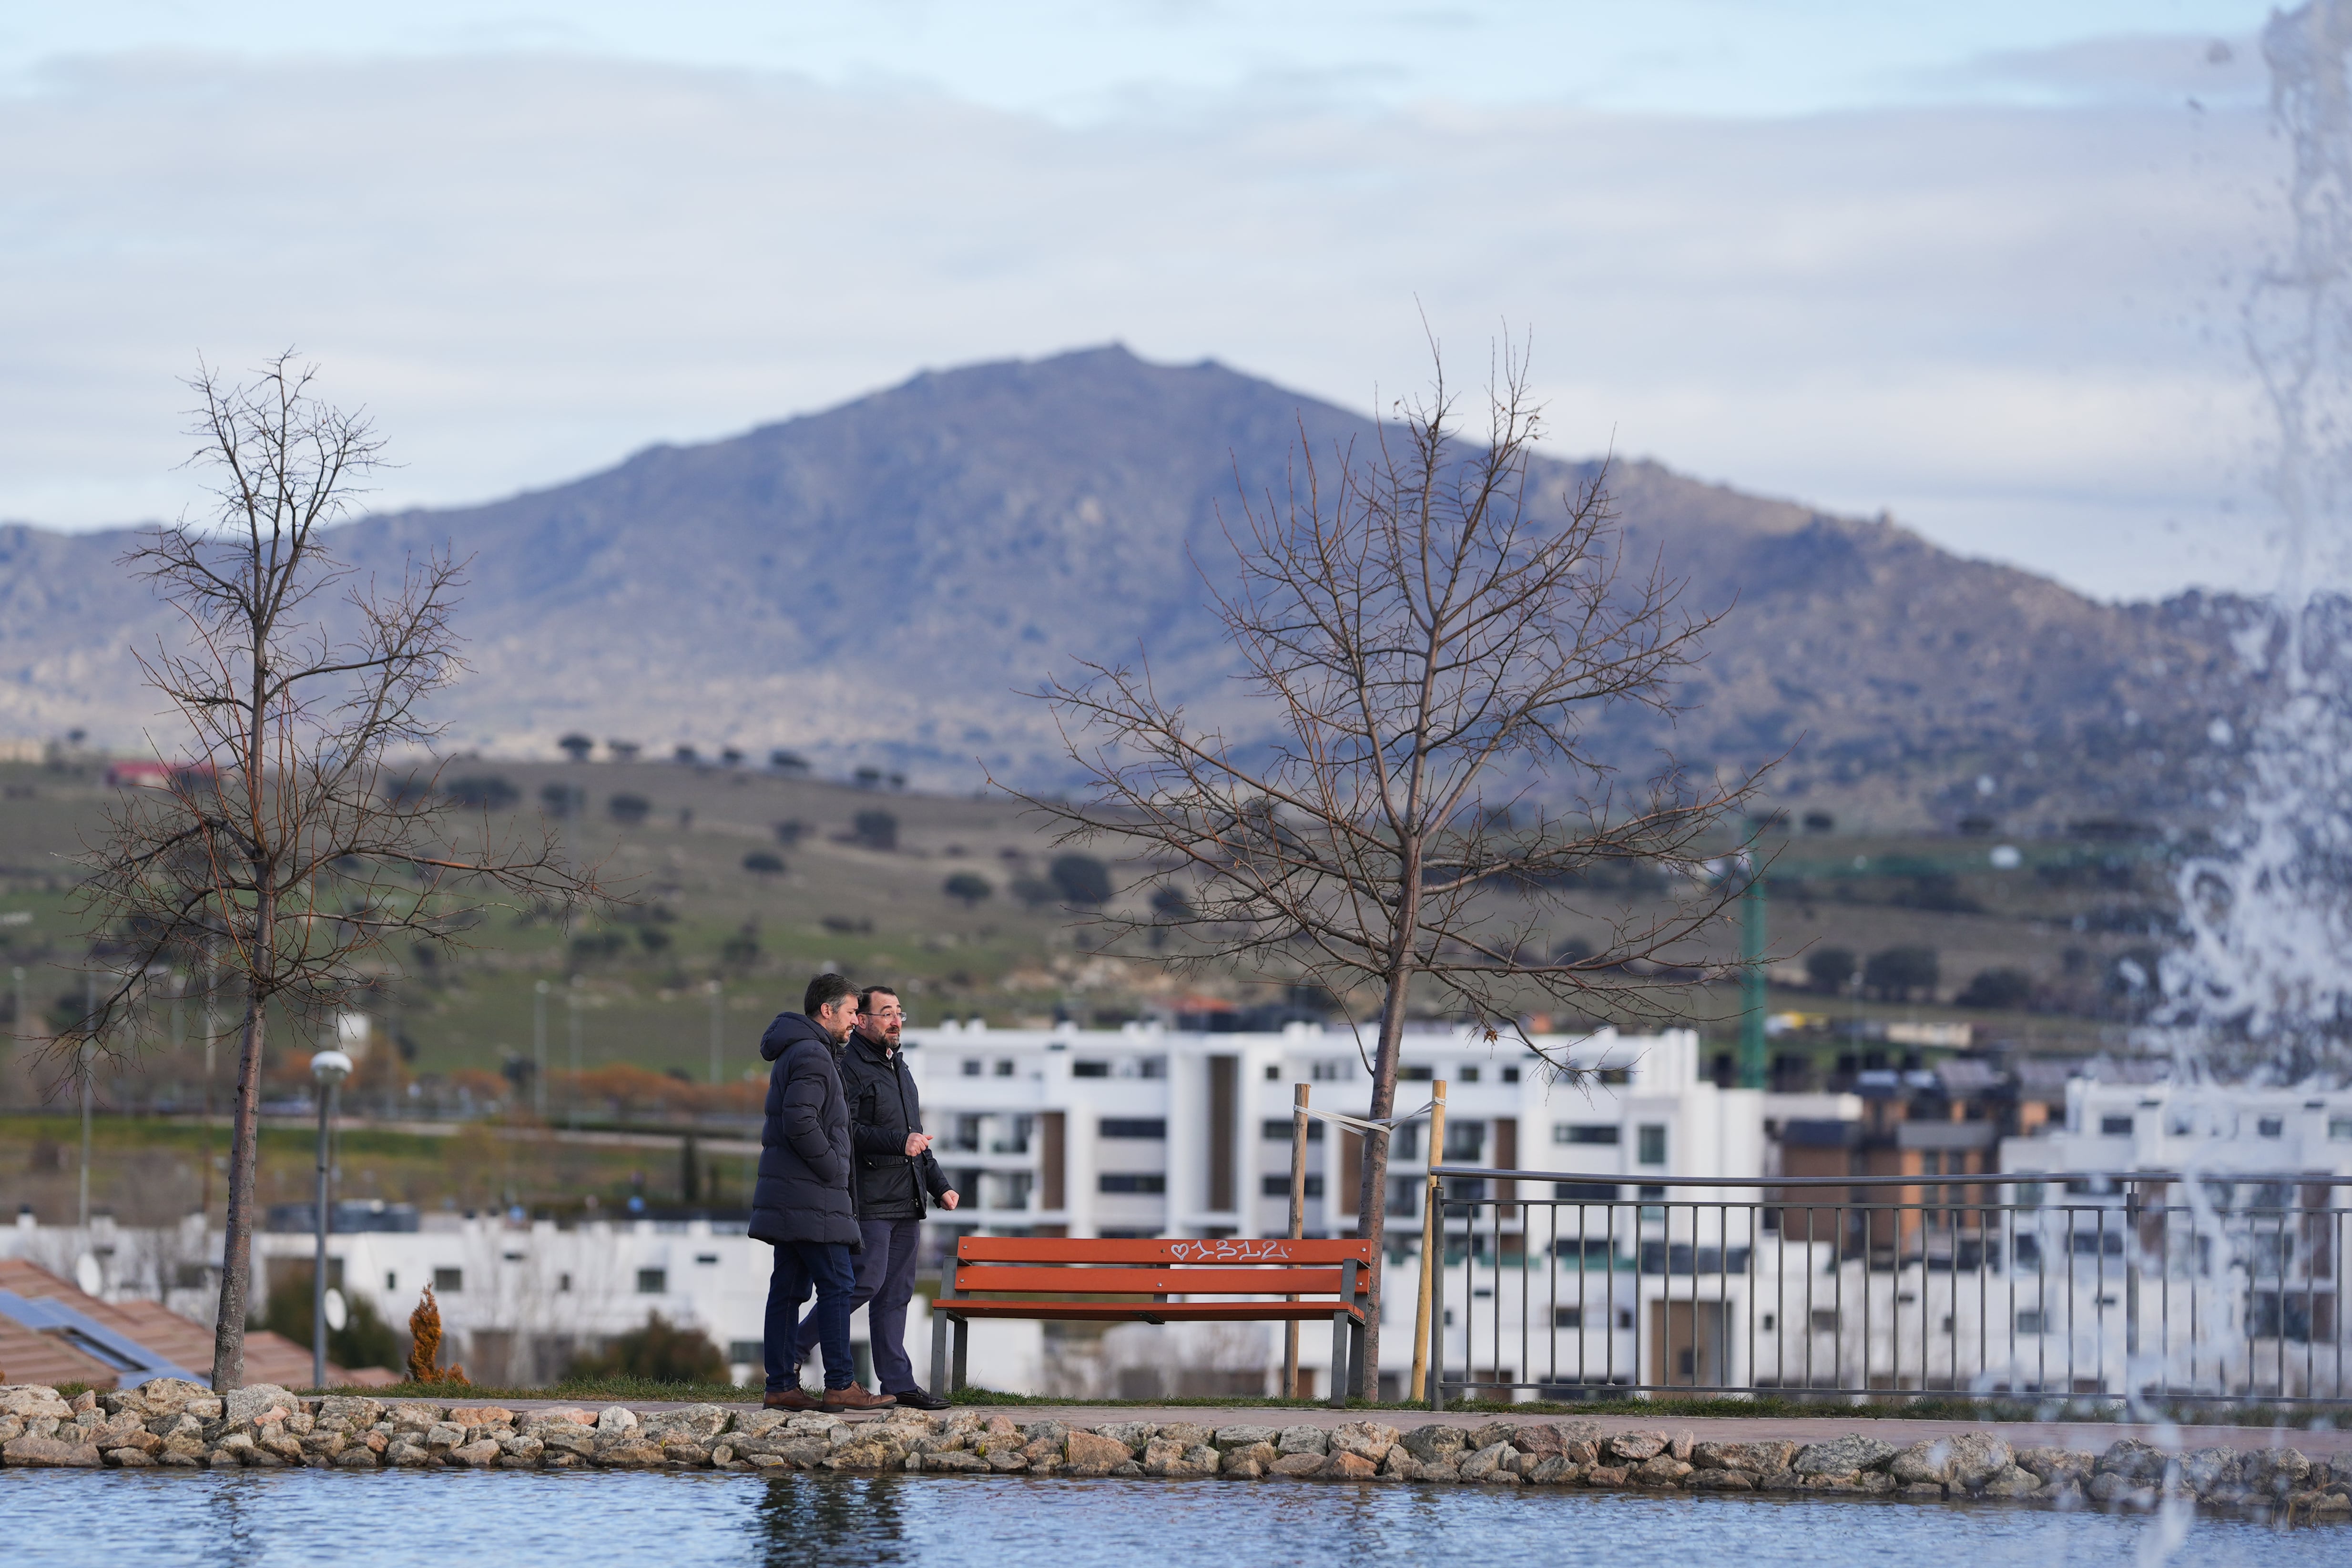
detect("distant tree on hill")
[768,750,809,774]
[774,819,806,845]
[1801,811,1835,833]
[607,793,651,825]
[1864,945,1940,1001]
[1805,947,1857,994]
[1009,876,1056,908]
[854,766,883,790]
[852,809,898,851]
[1049,854,1113,907]
[565,1313,725,1385]
[636,925,672,955]
[557,733,594,762]
[720,923,761,970]
[742,850,786,876]
[1956,967,2033,1010]
[539,782,583,819]
[944,872,993,907]
[607,740,641,762]
[444,774,519,809]
[673,745,699,765]
[720,747,744,767]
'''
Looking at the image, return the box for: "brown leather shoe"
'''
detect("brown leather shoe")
[763,1387,821,1412]
[820,1384,898,1411]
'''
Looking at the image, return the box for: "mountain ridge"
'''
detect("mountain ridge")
[0,345,2243,828]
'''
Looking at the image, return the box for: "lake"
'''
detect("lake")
[2,1469,2339,1567]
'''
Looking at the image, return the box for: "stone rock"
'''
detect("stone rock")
[534,1425,599,1458]
[2087,1473,2155,1509]
[425,1422,465,1450]
[1223,1441,1279,1475]
[1213,1425,1280,1451]
[1324,1450,1382,1480]
[1401,1425,1468,1464]
[1754,1468,1800,1492]
[1691,1439,1798,1473]
[386,1403,446,1432]
[2095,1439,2163,1480]
[1142,1439,1220,1478]
[1507,1424,1567,1458]
[596,1406,639,1436]
[1527,1456,1580,1485]
[105,1449,160,1468]
[2245,1448,2313,1496]
[1097,1422,1158,1453]
[1979,1466,2041,1498]
[498,1434,545,1463]
[0,1388,69,1420]
[1330,1422,1399,1464]
[1667,1431,1694,1462]
[223,1385,298,1427]
[334,1447,380,1469]
[828,1436,907,1471]
[1269,1451,1327,1477]
[1382,1450,1427,1480]
[447,1440,504,1468]
[1275,1425,1327,1456]
[599,1439,668,1468]
[1562,1438,1600,1466]
[445,1405,518,1431]
[1896,1482,1945,1500]
[1803,1471,1894,1495]
[1792,1436,1898,1476]
[1585,1464,1629,1487]
[1159,1423,1214,1451]
[1634,1456,1692,1486]
[2015,1447,2094,1486]
[732,1411,791,1441]
[1063,1431,1131,1476]
[923,1451,991,1473]
[1889,1440,1954,1486]
[1467,1422,1516,1452]
[1019,1419,1069,1446]
[1458,1443,1518,1482]
[3,1434,101,1468]
[315,1396,385,1429]
[1689,1470,1755,1491]
[1606,1432,1667,1463]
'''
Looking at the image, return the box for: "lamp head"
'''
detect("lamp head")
[311,1049,354,1086]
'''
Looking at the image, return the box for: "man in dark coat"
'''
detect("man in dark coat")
[750,973,895,1411]
[792,984,957,1408]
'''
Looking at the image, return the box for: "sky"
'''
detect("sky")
[0,2,2302,601]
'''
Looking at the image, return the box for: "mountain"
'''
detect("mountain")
[0,346,2246,828]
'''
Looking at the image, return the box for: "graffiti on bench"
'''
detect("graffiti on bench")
[1162,1238,1305,1263]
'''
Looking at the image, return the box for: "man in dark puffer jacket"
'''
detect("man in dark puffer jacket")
[792,984,957,1409]
[750,972,895,1411]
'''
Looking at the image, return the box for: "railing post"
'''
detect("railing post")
[1283,1082,1309,1399]
[1410,1081,1447,1406]
[2123,1181,2142,1396]
[1428,1199,1449,1409]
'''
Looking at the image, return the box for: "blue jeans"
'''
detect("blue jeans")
[764,1240,855,1392]
[794,1216,924,1393]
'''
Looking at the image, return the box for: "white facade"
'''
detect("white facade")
[2001,1077,2352,1180]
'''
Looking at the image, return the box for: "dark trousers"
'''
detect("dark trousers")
[794,1216,923,1393]
[764,1239,855,1392]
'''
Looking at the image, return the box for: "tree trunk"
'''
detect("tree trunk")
[211,987,267,1390]
[1352,965,1414,1398]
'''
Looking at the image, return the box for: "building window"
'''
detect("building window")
[1460,1066,1480,1083]
[694,1253,719,1265]
[1073,1060,1111,1078]
[2258,1116,2284,1139]
[2016,1310,2047,1335]
[1261,1119,1324,1142]
[1099,1173,1166,1194]
[1264,1065,1280,1080]
[1554,1124,1620,1146]
[2332,1118,2352,1142]
[727,1340,763,1364]
[993,1059,1015,1077]
[432,1267,463,1293]
[559,1273,573,1293]
[637,1268,667,1294]
[961,1059,981,1077]
[1636,1125,1667,1166]
[1502,1066,1520,1083]
[1553,1182,1615,1201]
[1100,1118,1167,1139]
[384,1271,397,1292]
[1810,1309,1839,1334]
[1310,1061,1346,1081]
[1263,1174,1326,1198]
[1443,1121,1485,1161]
[1554,1306,1582,1329]
[1386,1177,1420,1217]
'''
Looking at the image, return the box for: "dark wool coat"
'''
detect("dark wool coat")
[748,1012,860,1248]
[841,1028,953,1221]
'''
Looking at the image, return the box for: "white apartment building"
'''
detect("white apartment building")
[2001,1075,2352,1181]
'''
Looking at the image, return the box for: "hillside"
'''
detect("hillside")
[0,346,2247,828]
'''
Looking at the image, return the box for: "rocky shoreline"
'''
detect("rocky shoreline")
[2,1382,2347,1521]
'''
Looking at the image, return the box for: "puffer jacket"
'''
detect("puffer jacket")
[747,1012,860,1248]
[842,1028,952,1221]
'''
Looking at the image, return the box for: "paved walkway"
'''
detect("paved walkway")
[482,1398,2352,1456]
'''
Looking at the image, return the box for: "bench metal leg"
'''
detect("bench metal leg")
[930,1307,950,1396]
[1348,1317,1367,1402]
[1329,1311,1350,1408]
[952,1316,969,1392]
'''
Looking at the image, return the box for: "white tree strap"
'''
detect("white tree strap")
[1299,1098,1438,1135]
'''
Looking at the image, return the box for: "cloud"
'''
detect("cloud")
[0,47,2281,599]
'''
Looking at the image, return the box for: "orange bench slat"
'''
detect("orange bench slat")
[937,1300,1364,1323]
[949,1264,1362,1296]
[954,1236,1371,1265]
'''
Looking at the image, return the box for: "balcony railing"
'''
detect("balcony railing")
[1423,1166,2350,1407]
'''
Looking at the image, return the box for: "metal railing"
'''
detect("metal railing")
[1422,1166,2351,1407]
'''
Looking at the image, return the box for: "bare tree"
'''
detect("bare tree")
[51,353,606,1389]
[1010,341,1762,1381]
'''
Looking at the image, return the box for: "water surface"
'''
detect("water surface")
[1,1470,2336,1567]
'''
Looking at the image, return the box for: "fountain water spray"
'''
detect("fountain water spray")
[2159,0,2352,1087]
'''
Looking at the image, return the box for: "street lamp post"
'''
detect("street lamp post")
[309,1047,353,1389]
[533,979,550,1121]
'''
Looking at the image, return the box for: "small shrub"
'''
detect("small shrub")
[608,793,652,825]
[1049,853,1112,907]
[944,872,993,907]
[1804,947,1856,994]
[1956,967,2033,1010]
[852,809,898,851]
[742,850,786,876]
[444,775,519,810]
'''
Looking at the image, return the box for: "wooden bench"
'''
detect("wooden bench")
[928,1236,1373,1407]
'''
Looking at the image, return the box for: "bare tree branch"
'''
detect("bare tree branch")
[997,334,1770,1379]
[45,352,612,1391]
